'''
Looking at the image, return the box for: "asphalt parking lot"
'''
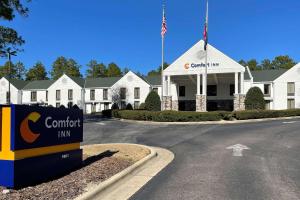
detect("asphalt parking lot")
[83,118,300,200]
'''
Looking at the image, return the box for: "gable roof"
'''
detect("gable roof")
[85,77,121,88]
[23,80,55,90]
[68,76,85,87]
[164,40,245,75]
[251,69,288,82]
[144,75,161,85]
[7,78,29,90]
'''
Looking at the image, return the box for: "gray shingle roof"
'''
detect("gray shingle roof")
[23,80,55,90]
[85,77,121,88]
[144,75,162,85]
[68,76,85,87]
[251,69,287,82]
[8,79,29,90]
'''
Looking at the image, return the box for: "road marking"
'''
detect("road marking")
[283,121,297,124]
[226,144,250,157]
[97,122,106,125]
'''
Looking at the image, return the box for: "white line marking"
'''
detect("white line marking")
[97,122,105,125]
[283,121,297,124]
[226,144,250,157]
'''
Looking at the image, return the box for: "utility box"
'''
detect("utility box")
[0,105,83,188]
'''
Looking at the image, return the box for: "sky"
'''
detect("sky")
[1,0,300,76]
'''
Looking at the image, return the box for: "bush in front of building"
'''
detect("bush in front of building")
[245,87,266,110]
[233,109,300,120]
[102,109,113,118]
[138,103,146,110]
[111,103,119,110]
[112,110,229,122]
[126,103,133,110]
[145,91,161,111]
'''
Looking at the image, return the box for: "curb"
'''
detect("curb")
[118,116,300,125]
[76,144,157,200]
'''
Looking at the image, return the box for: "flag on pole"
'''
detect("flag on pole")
[161,7,167,37]
[203,0,208,51]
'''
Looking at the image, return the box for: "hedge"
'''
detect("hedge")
[111,109,300,122]
[112,110,230,122]
[233,109,300,120]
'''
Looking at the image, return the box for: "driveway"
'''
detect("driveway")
[83,119,300,200]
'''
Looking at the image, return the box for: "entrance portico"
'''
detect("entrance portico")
[162,40,246,112]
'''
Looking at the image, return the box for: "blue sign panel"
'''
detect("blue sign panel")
[10,105,83,150]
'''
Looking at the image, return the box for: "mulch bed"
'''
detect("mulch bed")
[0,156,132,200]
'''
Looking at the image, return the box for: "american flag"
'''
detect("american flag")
[161,9,167,37]
[203,0,208,51]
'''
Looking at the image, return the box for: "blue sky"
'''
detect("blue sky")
[1,0,300,76]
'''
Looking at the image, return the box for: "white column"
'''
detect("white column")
[240,72,244,94]
[234,72,238,94]
[202,74,207,95]
[167,75,171,96]
[197,74,201,95]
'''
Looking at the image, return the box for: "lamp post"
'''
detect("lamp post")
[1,48,17,104]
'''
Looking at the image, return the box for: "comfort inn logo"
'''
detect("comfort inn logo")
[20,112,41,143]
[184,63,190,69]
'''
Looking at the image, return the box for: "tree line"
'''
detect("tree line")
[238,55,296,71]
[0,57,133,80]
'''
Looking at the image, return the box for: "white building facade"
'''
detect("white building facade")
[0,42,299,113]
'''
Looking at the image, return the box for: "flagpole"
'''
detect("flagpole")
[161,4,165,108]
[204,0,208,104]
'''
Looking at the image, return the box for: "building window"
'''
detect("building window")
[153,88,158,93]
[287,82,295,96]
[120,88,126,99]
[264,84,271,96]
[207,85,217,96]
[56,102,60,108]
[31,91,37,102]
[134,87,140,99]
[56,90,61,101]
[134,101,140,109]
[230,84,234,96]
[6,92,10,104]
[46,91,48,101]
[179,86,185,97]
[287,99,295,109]
[68,102,73,108]
[68,89,73,100]
[90,90,95,100]
[104,103,109,110]
[103,89,108,100]
[121,101,126,109]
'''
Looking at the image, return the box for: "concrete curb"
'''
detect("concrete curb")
[118,116,300,125]
[76,143,157,200]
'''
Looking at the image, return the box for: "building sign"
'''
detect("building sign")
[184,62,220,69]
[0,105,83,188]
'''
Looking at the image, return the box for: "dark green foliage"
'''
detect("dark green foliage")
[86,60,106,78]
[245,87,266,110]
[26,62,48,80]
[147,62,169,76]
[111,103,119,110]
[51,56,82,79]
[106,62,122,77]
[112,109,300,122]
[233,109,300,120]
[102,109,112,118]
[139,103,146,110]
[126,103,133,110]
[145,91,161,111]
[112,110,228,122]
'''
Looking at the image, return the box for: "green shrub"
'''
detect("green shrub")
[102,109,112,118]
[126,103,133,110]
[139,103,146,110]
[112,110,231,122]
[145,91,161,111]
[233,109,300,120]
[245,87,266,110]
[111,103,119,110]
